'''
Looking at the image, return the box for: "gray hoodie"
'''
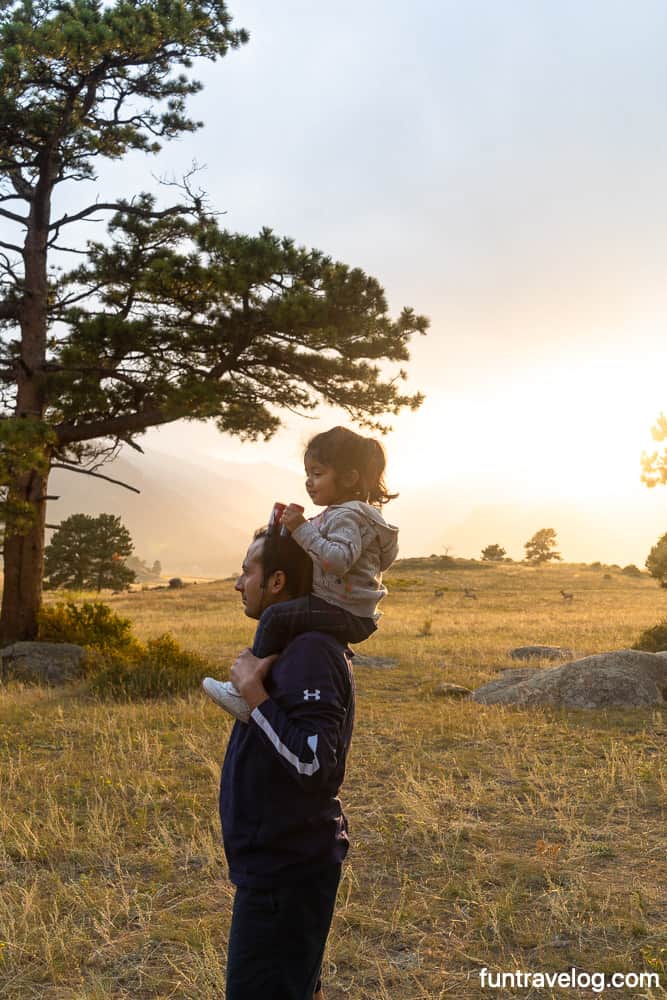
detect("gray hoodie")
[291,501,399,619]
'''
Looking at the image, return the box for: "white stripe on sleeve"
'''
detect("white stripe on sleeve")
[251,709,321,777]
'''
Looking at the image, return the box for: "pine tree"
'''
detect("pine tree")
[645,532,667,586]
[524,528,561,565]
[481,543,506,562]
[44,513,135,591]
[0,0,428,640]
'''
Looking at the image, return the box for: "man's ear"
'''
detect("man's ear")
[268,569,287,595]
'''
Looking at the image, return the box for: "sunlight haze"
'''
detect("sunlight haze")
[43,0,667,569]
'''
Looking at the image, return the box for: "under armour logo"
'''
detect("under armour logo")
[303,689,321,701]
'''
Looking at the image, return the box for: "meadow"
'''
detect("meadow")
[1,561,666,999]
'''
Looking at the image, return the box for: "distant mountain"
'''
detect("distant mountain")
[45,446,667,575]
[48,450,305,577]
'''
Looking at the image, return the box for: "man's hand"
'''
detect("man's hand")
[231,648,277,711]
[281,503,306,533]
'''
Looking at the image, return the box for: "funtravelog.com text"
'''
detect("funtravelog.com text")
[478,967,661,992]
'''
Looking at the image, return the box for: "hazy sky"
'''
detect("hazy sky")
[49,0,667,561]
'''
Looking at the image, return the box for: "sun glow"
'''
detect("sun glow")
[387,355,664,506]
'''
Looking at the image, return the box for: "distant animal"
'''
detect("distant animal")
[560,589,574,601]
[464,588,477,600]
[434,588,445,598]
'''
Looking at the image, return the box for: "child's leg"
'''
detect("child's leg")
[251,595,317,658]
[202,596,376,721]
[308,596,377,645]
[202,596,316,723]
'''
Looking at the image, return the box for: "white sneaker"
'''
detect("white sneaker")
[202,677,251,723]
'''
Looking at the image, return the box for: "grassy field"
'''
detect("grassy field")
[1,562,666,998]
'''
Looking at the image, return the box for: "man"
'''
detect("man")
[213,526,355,999]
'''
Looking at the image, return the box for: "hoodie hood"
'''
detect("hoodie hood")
[328,501,399,571]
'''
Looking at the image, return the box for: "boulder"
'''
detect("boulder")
[509,645,574,662]
[0,642,86,685]
[473,650,667,709]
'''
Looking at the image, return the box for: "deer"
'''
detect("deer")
[560,589,574,601]
[464,588,477,600]
[434,588,445,598]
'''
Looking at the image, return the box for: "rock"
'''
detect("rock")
[473,649,667,709]
[353,654,398,669]
[0,642,86,685]
[509,645,574,662]
[433,682,472,698]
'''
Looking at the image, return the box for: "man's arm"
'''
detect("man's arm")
[231,646,350,791]
[231,648,273,712]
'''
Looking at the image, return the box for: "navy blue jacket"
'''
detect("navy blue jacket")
[219,631,355,888]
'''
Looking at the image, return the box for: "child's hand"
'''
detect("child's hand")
[282,503,306,533]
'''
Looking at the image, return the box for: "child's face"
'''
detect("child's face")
[304,454,340,507]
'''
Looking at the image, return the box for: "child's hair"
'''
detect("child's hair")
[305,426,398,506]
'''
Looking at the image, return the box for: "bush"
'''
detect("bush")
[633,619,667,652]
[384,576,420,590]
[86,633,209,700]
[621,564,642,577]
[38,601,134,649]
[38,600,209,700]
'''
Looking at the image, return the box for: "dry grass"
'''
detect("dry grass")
[1,562,666,998]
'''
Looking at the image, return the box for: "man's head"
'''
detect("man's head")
[235,526,313,619]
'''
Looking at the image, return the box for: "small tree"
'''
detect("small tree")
[645,533,667,586]
[44,513,136,591]
[642,413,667,487]
[524,528,561,565]
[481,543,506,562]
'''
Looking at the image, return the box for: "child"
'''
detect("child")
[202,426,399,721]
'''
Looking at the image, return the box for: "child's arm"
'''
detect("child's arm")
[289,508,364,577]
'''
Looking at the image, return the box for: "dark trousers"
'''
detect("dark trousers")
[226,864,342,999]
[252,594,376,658]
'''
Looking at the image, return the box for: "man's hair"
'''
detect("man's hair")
[253,526,312,597]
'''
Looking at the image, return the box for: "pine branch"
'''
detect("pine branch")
[49,199,196,232]
[0,240,23,255]
[0,300,19,320]
[55,404,177,446]
[51,463,141,494]
[0,207,28,225]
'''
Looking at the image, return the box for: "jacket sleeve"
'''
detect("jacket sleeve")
[248,639,351,792]
[291,509,364,576]
[249,697,347,792]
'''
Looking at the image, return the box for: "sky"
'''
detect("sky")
[47,0,667,564]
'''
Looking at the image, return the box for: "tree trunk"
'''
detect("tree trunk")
[0,160,53,642]
[0,468,49,642]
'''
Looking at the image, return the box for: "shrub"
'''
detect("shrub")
[87,633,209,700]
[38,601,209,700]
[384,576,420,590]
[633,619,667,652]
[38,601,134,650]
[168,577,184,589]
[621,564,642,577]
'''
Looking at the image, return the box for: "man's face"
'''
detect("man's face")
[234,539,267,620]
